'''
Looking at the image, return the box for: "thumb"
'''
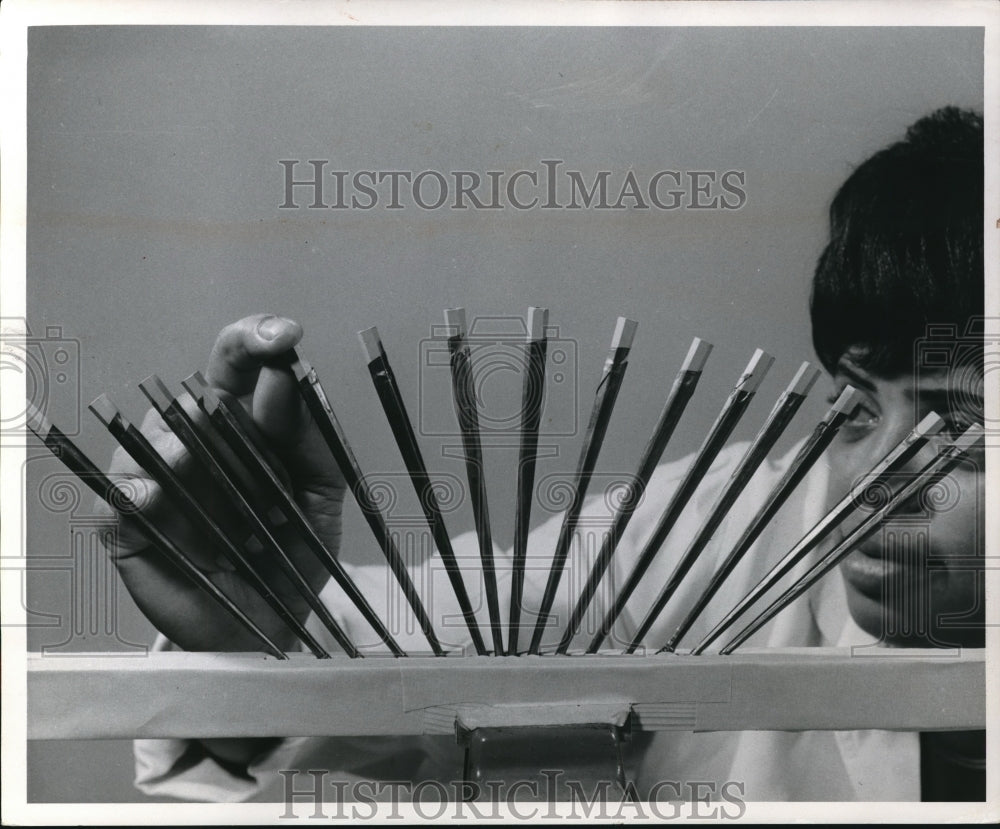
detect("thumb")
[252,363,309,444]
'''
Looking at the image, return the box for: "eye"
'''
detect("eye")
[845,403,880,429]
[828,386,880,442]
[927,411,986,465]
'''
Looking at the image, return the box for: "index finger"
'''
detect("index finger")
[204,314,304,396]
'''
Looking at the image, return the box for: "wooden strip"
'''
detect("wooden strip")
[424,702,630,733]
[27,649,985,739]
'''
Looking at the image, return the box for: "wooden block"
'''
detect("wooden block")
[26,648,985,740]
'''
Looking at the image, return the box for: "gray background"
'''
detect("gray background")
[23,25,983,801]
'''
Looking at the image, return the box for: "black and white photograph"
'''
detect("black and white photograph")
[2,0,997,823]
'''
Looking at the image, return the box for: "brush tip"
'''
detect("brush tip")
[357,327,383,363]
[681,337,713,373]
[138,375,174,409]
[787,362,821,396]
[24,401,52,438]
[739,349,774,393]
[180,372,209,399]
[87,394,120,427]
[443,308,467,336]
[829,385,863,416]
[611,317,639,350]
[915,412,946,437]
[287,347,312,381]
[951,423,985,450]
[527,307,549,340]
[181,373,223,415]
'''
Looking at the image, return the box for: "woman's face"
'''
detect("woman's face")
[824,351,985,647]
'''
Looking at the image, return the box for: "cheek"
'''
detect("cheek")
[920,465,985,558]
[822,445,870,511]
[922,473,985,626]
[923,507,982,560]
[876,468,983,580]
[861,472,983,646]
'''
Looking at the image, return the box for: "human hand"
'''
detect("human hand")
[102,314,346,652]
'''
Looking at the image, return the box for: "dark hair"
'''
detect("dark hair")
[810,106,984,376]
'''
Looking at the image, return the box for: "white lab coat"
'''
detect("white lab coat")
[134,442,920,802]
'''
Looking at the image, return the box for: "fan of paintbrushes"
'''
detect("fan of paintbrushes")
[25,308,982,660]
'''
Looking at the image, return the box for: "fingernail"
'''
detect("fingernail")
[257,316,289,341]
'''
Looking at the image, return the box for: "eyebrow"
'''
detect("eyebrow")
[834,361,876,392]
[906,387,984,410]
[836,361,985,411]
